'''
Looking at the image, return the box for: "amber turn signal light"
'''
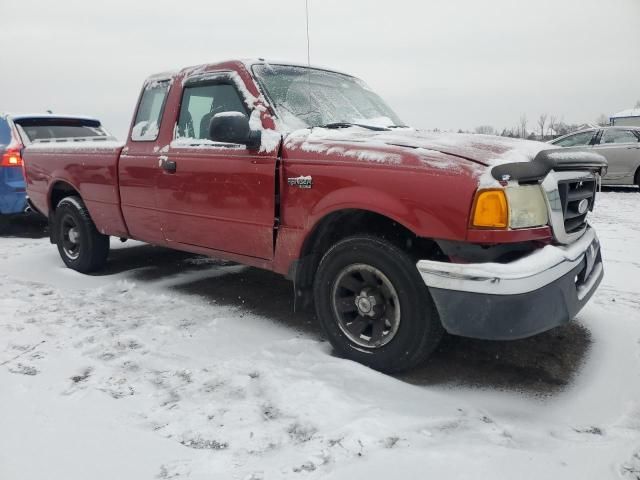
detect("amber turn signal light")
[471,189,508,228]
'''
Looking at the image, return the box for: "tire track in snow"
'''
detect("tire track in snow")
[1,274,551,478]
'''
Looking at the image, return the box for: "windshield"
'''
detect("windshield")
[253,64,405,130]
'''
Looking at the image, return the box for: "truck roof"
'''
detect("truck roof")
[144,59,357,84]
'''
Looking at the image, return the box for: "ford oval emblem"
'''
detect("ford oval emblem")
[578,198,589,214]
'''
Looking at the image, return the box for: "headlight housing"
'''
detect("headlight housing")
[471,185,549,229]
[505,185,549,229]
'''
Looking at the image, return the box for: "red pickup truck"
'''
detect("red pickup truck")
[24,60,606,372]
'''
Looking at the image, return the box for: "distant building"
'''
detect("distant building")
[610,108,640,127]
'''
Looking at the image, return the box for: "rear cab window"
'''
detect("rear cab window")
[131,81,171,141]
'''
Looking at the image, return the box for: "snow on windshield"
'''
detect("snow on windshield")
[253,65,404,131]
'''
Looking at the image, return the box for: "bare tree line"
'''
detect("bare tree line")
[462,99,640,139]
[472,111,618,140]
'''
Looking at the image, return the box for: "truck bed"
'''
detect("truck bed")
[23,140,129,237]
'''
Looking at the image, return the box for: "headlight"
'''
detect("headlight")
[471,185,549,229]
[505,185,549,229]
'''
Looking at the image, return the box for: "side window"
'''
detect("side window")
[600,129,639,145]
[0,117,12,146]
[131,81,170,141]
[176,82,248,140]
[554,131,595,147]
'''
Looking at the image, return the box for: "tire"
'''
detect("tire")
[314,235,443,373]
[54,196,109,273]
[635,167,640,190]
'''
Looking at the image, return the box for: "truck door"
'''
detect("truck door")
[119,80,171,244]
[155,74,278,260]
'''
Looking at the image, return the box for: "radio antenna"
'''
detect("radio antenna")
[305,0,311,66]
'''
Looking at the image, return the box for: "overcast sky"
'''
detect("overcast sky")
[1,0,639,138]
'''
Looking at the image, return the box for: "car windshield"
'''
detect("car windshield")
[252,64,405,130]
[553,130,595,147]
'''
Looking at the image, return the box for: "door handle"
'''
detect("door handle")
[158,155,177,173]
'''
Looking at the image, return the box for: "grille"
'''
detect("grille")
[558,178,596,234]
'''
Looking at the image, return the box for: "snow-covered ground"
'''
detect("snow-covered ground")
[1,190,639,480]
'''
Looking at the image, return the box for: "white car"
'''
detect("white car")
[549,126,640,188]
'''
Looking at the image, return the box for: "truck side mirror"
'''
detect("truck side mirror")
[208,112,261,150]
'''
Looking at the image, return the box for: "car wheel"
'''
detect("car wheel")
[314,235,443,373]
[54,196,109,273]
[635,167,640,190]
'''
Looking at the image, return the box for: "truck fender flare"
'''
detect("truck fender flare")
[47,178,82,212]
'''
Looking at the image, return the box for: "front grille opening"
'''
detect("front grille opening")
[558,178,596,234]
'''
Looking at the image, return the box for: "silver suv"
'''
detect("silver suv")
[549,126,640,188]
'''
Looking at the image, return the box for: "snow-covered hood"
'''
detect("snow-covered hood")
[284,127,552,168]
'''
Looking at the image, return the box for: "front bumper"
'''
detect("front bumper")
[417,227,603,340]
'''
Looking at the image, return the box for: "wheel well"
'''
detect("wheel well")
[291,209,444,308]
[635,166,640,186]
[48,182,81,244]
[50,182,80,212]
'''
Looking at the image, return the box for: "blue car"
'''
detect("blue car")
[0,114,112,218]
[0,114,26,215]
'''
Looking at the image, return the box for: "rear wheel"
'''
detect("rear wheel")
[54,196,109,273]
[314,235,443,373]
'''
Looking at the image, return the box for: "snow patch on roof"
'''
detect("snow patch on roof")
[241,58,357,79]
[145,69,179,83]
[611,108,640,119]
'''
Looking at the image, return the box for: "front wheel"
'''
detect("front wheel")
[54,196,109,273]
[314,235,443,373]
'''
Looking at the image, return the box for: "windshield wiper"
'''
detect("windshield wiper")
[315,122,390,132]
